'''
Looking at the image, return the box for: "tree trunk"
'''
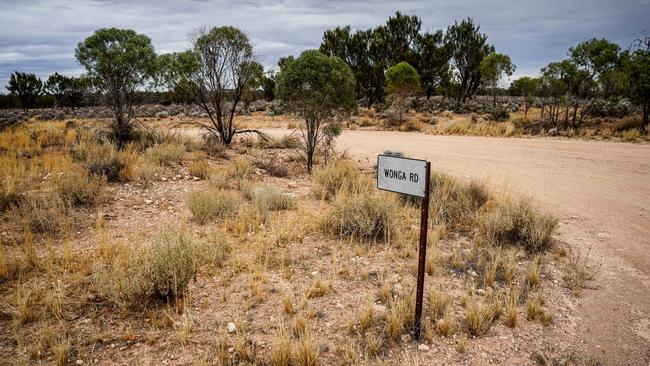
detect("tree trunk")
[642,103,649,134]
[493,89,497,107]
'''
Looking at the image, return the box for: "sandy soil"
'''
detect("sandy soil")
[256,129,650,365]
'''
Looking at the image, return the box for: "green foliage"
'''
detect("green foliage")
[444,18,494,106]
[6,72,42,111]
[44,73,88,109]
[629,37,650,132]
[480,52,515,106]
[414,31,451,98]
[276,49,355,173]
[385,62,420,95]
[75,28,157,146]
[149,230,197,299]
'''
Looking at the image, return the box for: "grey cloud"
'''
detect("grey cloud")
[0,0,647,89]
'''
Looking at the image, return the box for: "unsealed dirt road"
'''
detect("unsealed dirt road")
[262,129,650,364]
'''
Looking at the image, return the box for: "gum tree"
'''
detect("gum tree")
[185,26,263,145]
[629,36,650,133]
[75,28,157,146]
[385,61,420,124]
[480,52,515,107]
[45,73,88,109]
[6,72,42,111]
[276,50,355,173]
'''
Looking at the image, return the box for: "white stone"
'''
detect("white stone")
[418,344,430,351]
[227,322,237,333]
[76,360,84,365]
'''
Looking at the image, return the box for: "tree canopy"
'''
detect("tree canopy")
[75,28,157,145]
[7,72,42,111]
[276,50,355,173]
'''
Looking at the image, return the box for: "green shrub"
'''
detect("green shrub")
[187,189,241,224]
[429,173,489,230]
[312,160,367,201]
[489,106,510,122]
[253,185,296,214]
[322,191,396,242]
[478,198,558,252]
[56,168,106,207]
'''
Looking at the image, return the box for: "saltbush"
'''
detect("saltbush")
[187,189,241,224]
[322,191,396,242]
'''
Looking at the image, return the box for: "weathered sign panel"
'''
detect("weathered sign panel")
[376,155,428,198]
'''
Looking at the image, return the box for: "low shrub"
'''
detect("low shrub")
[258,135,300,149]
[429,173,490,230]
[94,229,196,305]
[209,158,254,190]
[13,192,66,235]
[71,142,136,182]
[145,143,186,166]
[187,189,241,224]
[188,160,210,179]
[253,154,289,177]
[253,185,296,214]
[202,134,227,159]
[56,168,106,207]
[312,160,367,201]
[149,230,197,299]
[321,191,396,242]
[489,106,510,122]
[478,197,558,252]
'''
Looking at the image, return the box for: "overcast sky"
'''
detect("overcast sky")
[0,0,648,91]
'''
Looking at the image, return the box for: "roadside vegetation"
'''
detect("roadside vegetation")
[0,115,595,365]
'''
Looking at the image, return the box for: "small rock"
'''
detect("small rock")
[76,360,84,365]
[227,322,237,333]
[400,334,411,343]
[145,199,153,205]
[311,271,319,276]
[418,344,430,352]
[477,288,486,296]
[228,347,235,353]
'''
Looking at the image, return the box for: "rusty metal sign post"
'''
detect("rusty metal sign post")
[376,154,431,339]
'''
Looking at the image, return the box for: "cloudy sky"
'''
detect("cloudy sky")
[0,0,648,90]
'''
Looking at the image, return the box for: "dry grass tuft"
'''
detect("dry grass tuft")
[359,306,374,332]
[187,189,241,224]
[306,276,333,298]
[429,173,489,230]
[145,143,186,166]
[428,290,451,320]
[292,336,319,366]
[253,185,296,214]
[13,192,66,236]
[321,191,397,242]
[526,255,542,288]
[479,197,558,252]
[464,293,502,336]
[312,160,368,201]
[56,167,106,207]
[270,332,292,366]
[188,159,210,179]
[504,287,520,328]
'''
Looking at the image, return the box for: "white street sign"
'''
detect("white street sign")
[377,155,428,198]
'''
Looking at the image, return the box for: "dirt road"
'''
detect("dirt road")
[261,129,650,364]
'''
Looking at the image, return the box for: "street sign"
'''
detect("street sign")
[377,155,428,198]
[376,154,431,340]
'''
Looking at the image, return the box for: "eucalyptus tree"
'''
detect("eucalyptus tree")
[480,52,515,107]
[45,73,88,109]
[276,50,355,173]
[384,62,420,124]
[6,72,42,111]
[75,28,157,146]
[629,35,650,133]
[444,18,494,107]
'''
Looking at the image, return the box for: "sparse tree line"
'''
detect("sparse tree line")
[3,13,650,142]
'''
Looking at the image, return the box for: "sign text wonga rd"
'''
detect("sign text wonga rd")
[377,155,428,197]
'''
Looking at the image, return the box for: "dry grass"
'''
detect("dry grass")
[464,293,502,336]
[145,143,186,166]
[270,332,292,366]
[187,189,241,224]
[527,255,542,288]
[253,185,297,215]
[209,158,253,190]
[321,191,397,242]
[188,159,210,179]
[428,290,451,320]
[504,287,520,328]
[12,192,66,236]
[479,197,558,252]
[312,160,368,201]
[292,336,319,366]
[429,173,489,230]
[359,306,374,332]
[56,167,106,207]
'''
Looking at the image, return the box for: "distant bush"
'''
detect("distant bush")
[258,135,300,149]
[202,134,227,159]
[489,106,510,122]
[187,189,241,224]
[312,160,367,201]
[253,154,289,177]
[478,197,558,252]
[145,143,186,166]
[56,168,106,207]
[322,191,396,242]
